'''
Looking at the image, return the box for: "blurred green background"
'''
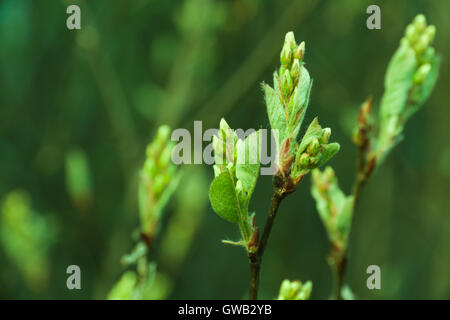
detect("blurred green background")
[0,0,449,299]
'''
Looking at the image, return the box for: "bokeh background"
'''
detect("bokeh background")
[0,0,449,299]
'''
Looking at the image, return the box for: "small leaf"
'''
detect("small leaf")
[221,239,246,247]
[209,170,240,223]
[236,131,260,198]
[264,83,286,143]
[380,43,417,119]
[298,117,322,153]
[289,66,312,138]
[335,196,355,245]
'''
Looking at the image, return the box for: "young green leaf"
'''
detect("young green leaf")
[264,83,286,144]
[209,170,241,223]
[311,167,354,250]
[236,130,261,199]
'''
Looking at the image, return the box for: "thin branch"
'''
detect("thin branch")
[248,190,284,300]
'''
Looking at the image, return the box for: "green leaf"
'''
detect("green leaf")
[310,167,353,249]
[236,131,260,198]
[289,66,312,138]
[380,43,417,119]
[298,117,322,153]
[335,196,354,245]
[209,170,240,223]
[264,83,286,143]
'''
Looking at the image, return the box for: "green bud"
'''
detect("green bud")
[288,87,297,111]
[405,24,418,44]
[425,25,436,44]
[290,59,301,83]
[279,65,287,79]
[294,41,305,60]
[414,35,429,54]
[158,146,172,170]
[153,174,166,196]
[352,127,363,147]
[146,143,157,159]
[281,69,293,97]
[413,14,427,32]
[213,165,221,177]
[278,280,291,299]
[307,137,320,155]
[320,128,331,144]
[413,63,431,84]
[284,31,297,50]
[219,118,231,132]
[299,153,310,167]
[280,42,292,66]
[277,279,312,300]
[235,179,243,194]
[422,46,436,63]
[157,125,171,142]
[143,159,157,177]
[323,166,335,181]
[298,281,312,300]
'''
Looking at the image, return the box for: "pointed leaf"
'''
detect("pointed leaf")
[264,83,286,143]
[298,118,322,153]
[380,43,417,119]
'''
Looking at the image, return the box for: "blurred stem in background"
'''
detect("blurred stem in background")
[312,14,440,300]
[0,191,57,293]
[108,125,180,299]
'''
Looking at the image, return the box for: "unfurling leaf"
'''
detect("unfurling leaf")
[311,167,354,250]
[376,14,440,165]
[277,279,312,300]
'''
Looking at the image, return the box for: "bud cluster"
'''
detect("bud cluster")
[377,14,439,164]
[285,118,340,191]
[139,125,179,237]
[210,118,260,252]
[267,32,339,195]
[404,14,437,93]
[212,119,238,176]
[279,32,305,101]
[277,279,312,300]
[311,166,354,251]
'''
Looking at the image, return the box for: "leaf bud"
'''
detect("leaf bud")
[320,128,331,144]
[281,69,293,97]
[424,25,436,44]
[413,63,431,84]
[294,41,305,60]
[280,42,292,66]
[307,137,320,155]
[413,14,427,32]
[290,59,301,83]
[299,153,310,167]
